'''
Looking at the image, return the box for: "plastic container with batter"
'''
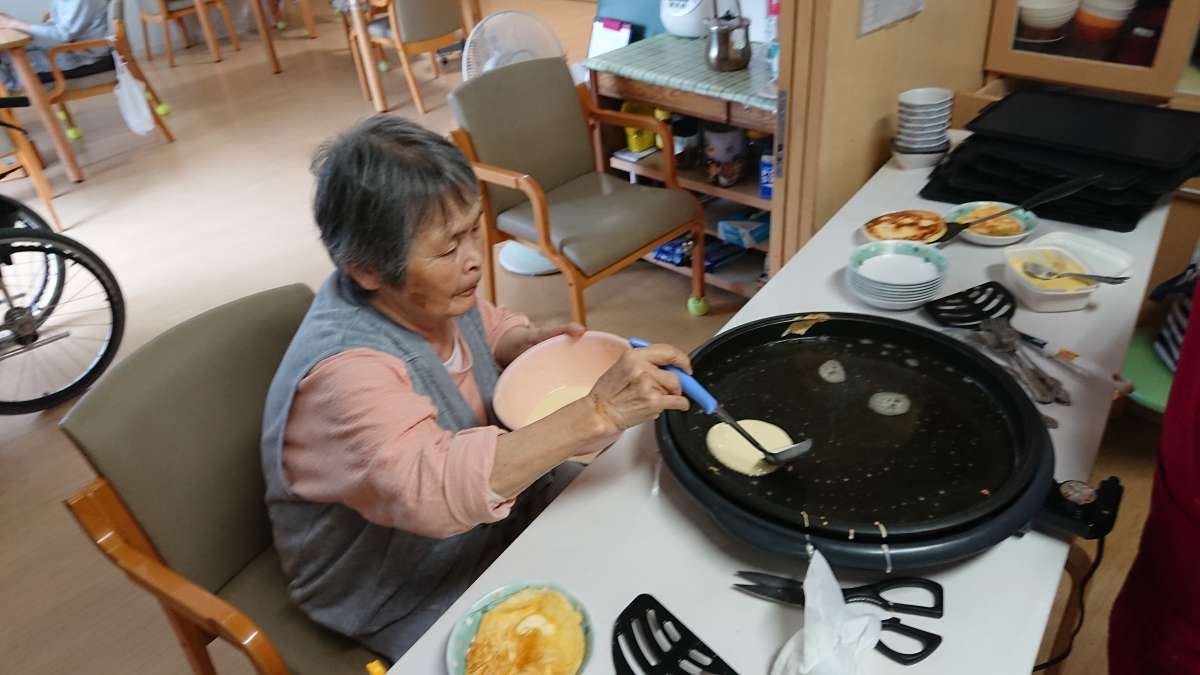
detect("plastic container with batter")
[1003,232,1132,312]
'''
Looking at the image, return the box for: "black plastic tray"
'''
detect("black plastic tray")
[968,90,1200,169]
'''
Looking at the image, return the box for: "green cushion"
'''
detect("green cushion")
[1121,325,1174,414]
[496,171,696,277]
[218,548,381,675]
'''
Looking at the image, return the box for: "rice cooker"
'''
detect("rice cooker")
[660,0,717,38]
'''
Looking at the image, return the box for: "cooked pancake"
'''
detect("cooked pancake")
[863,210,946,243]
[466,588,585,675]
[963,204,1024,237]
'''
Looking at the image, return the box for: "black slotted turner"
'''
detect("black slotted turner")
[923,282,1017,329]
[613,594,740,675]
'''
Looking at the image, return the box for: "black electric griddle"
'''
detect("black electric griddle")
[656,312,1056,571]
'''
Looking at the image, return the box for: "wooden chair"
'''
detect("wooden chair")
[60,285,383,675]
[266,0,318,39]
[348,0,467,114]
[340,2,388,103]
[0,97,62,230]
[449,57,708,326]
[138,0,240,67]
[42,0,174,144]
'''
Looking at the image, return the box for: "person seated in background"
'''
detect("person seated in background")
[261,116,692,660]
[0,0,110,93]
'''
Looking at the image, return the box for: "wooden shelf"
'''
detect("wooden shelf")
[642,249,765,299]
[610,152,771,211]
[702,198,770,253]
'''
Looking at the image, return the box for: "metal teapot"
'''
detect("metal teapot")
[704,10,751,72]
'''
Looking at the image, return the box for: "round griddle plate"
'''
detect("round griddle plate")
[661,313,1044,543]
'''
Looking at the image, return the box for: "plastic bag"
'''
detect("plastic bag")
[770,551,882,675]
[114,58,154,136]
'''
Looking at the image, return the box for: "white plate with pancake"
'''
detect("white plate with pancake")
[446,581,592,675]
[945,201,1039,246]
[862,210,948,244]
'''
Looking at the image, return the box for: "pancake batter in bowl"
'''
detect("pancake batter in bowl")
[524,386,592,426]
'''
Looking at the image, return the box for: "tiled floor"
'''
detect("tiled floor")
[0,2,1158,672]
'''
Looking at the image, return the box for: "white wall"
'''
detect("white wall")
[6,0,49,23]
[726,0,769,44]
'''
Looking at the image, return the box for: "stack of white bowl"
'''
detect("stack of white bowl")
[893,87,952,169]
[1018,0,1081,33]
[1079,0,1137,24]
[847,241,948,311]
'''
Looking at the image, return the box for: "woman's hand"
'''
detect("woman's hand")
[495,322,585,367]
[587,343,692,434]
[491,341,691,498]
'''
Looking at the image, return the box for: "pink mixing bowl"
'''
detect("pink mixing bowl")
[492,331,629,454]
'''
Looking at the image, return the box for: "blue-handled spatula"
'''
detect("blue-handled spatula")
[629,338,813,465]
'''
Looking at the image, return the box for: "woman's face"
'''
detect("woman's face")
[351,199,485,328]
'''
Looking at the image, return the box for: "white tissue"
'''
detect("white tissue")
[769,551,883,675]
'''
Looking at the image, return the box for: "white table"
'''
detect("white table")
[391,157,1169,674]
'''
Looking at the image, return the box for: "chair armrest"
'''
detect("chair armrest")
[65,481,288,674]
[42,39,116,100]
[585,107,681,190]
[48,39,112,57]
[471,161,554,253]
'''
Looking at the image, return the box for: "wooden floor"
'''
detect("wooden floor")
[0,2,1159,672]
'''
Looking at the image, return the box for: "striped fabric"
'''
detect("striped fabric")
[1152,264,1197,373]
[1155,295,1192,372]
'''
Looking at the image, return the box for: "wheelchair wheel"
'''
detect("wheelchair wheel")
[0,194,64,325]
[0,228,124,414]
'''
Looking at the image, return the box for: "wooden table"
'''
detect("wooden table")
[0,28,83,183]
[345,0,385,112]
[251,0,282,74]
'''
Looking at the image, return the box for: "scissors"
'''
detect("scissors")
[734,571,944,666]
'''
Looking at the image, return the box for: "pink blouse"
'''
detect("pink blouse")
[281,301,529,539]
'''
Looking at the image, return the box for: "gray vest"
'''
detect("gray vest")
[261,273,554,657]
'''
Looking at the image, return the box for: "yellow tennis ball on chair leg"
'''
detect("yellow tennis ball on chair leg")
[377,60,390,72]
[688,296,710,316]
[55,110,67,121]
[66,127,83,141]
[155,102,172,117]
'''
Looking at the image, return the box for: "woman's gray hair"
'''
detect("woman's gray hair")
[311,115,480,287]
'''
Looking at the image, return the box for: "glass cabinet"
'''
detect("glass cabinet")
[986,0,1200,98]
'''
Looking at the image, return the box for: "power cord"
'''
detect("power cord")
[1033,537,1106,671]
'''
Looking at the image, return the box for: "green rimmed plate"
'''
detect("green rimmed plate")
[850,240,949,276]
[445,581,592,674]
[946,201,1038,246]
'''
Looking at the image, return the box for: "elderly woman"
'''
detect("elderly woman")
[261,116,692,659]
[0,0,111,94]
